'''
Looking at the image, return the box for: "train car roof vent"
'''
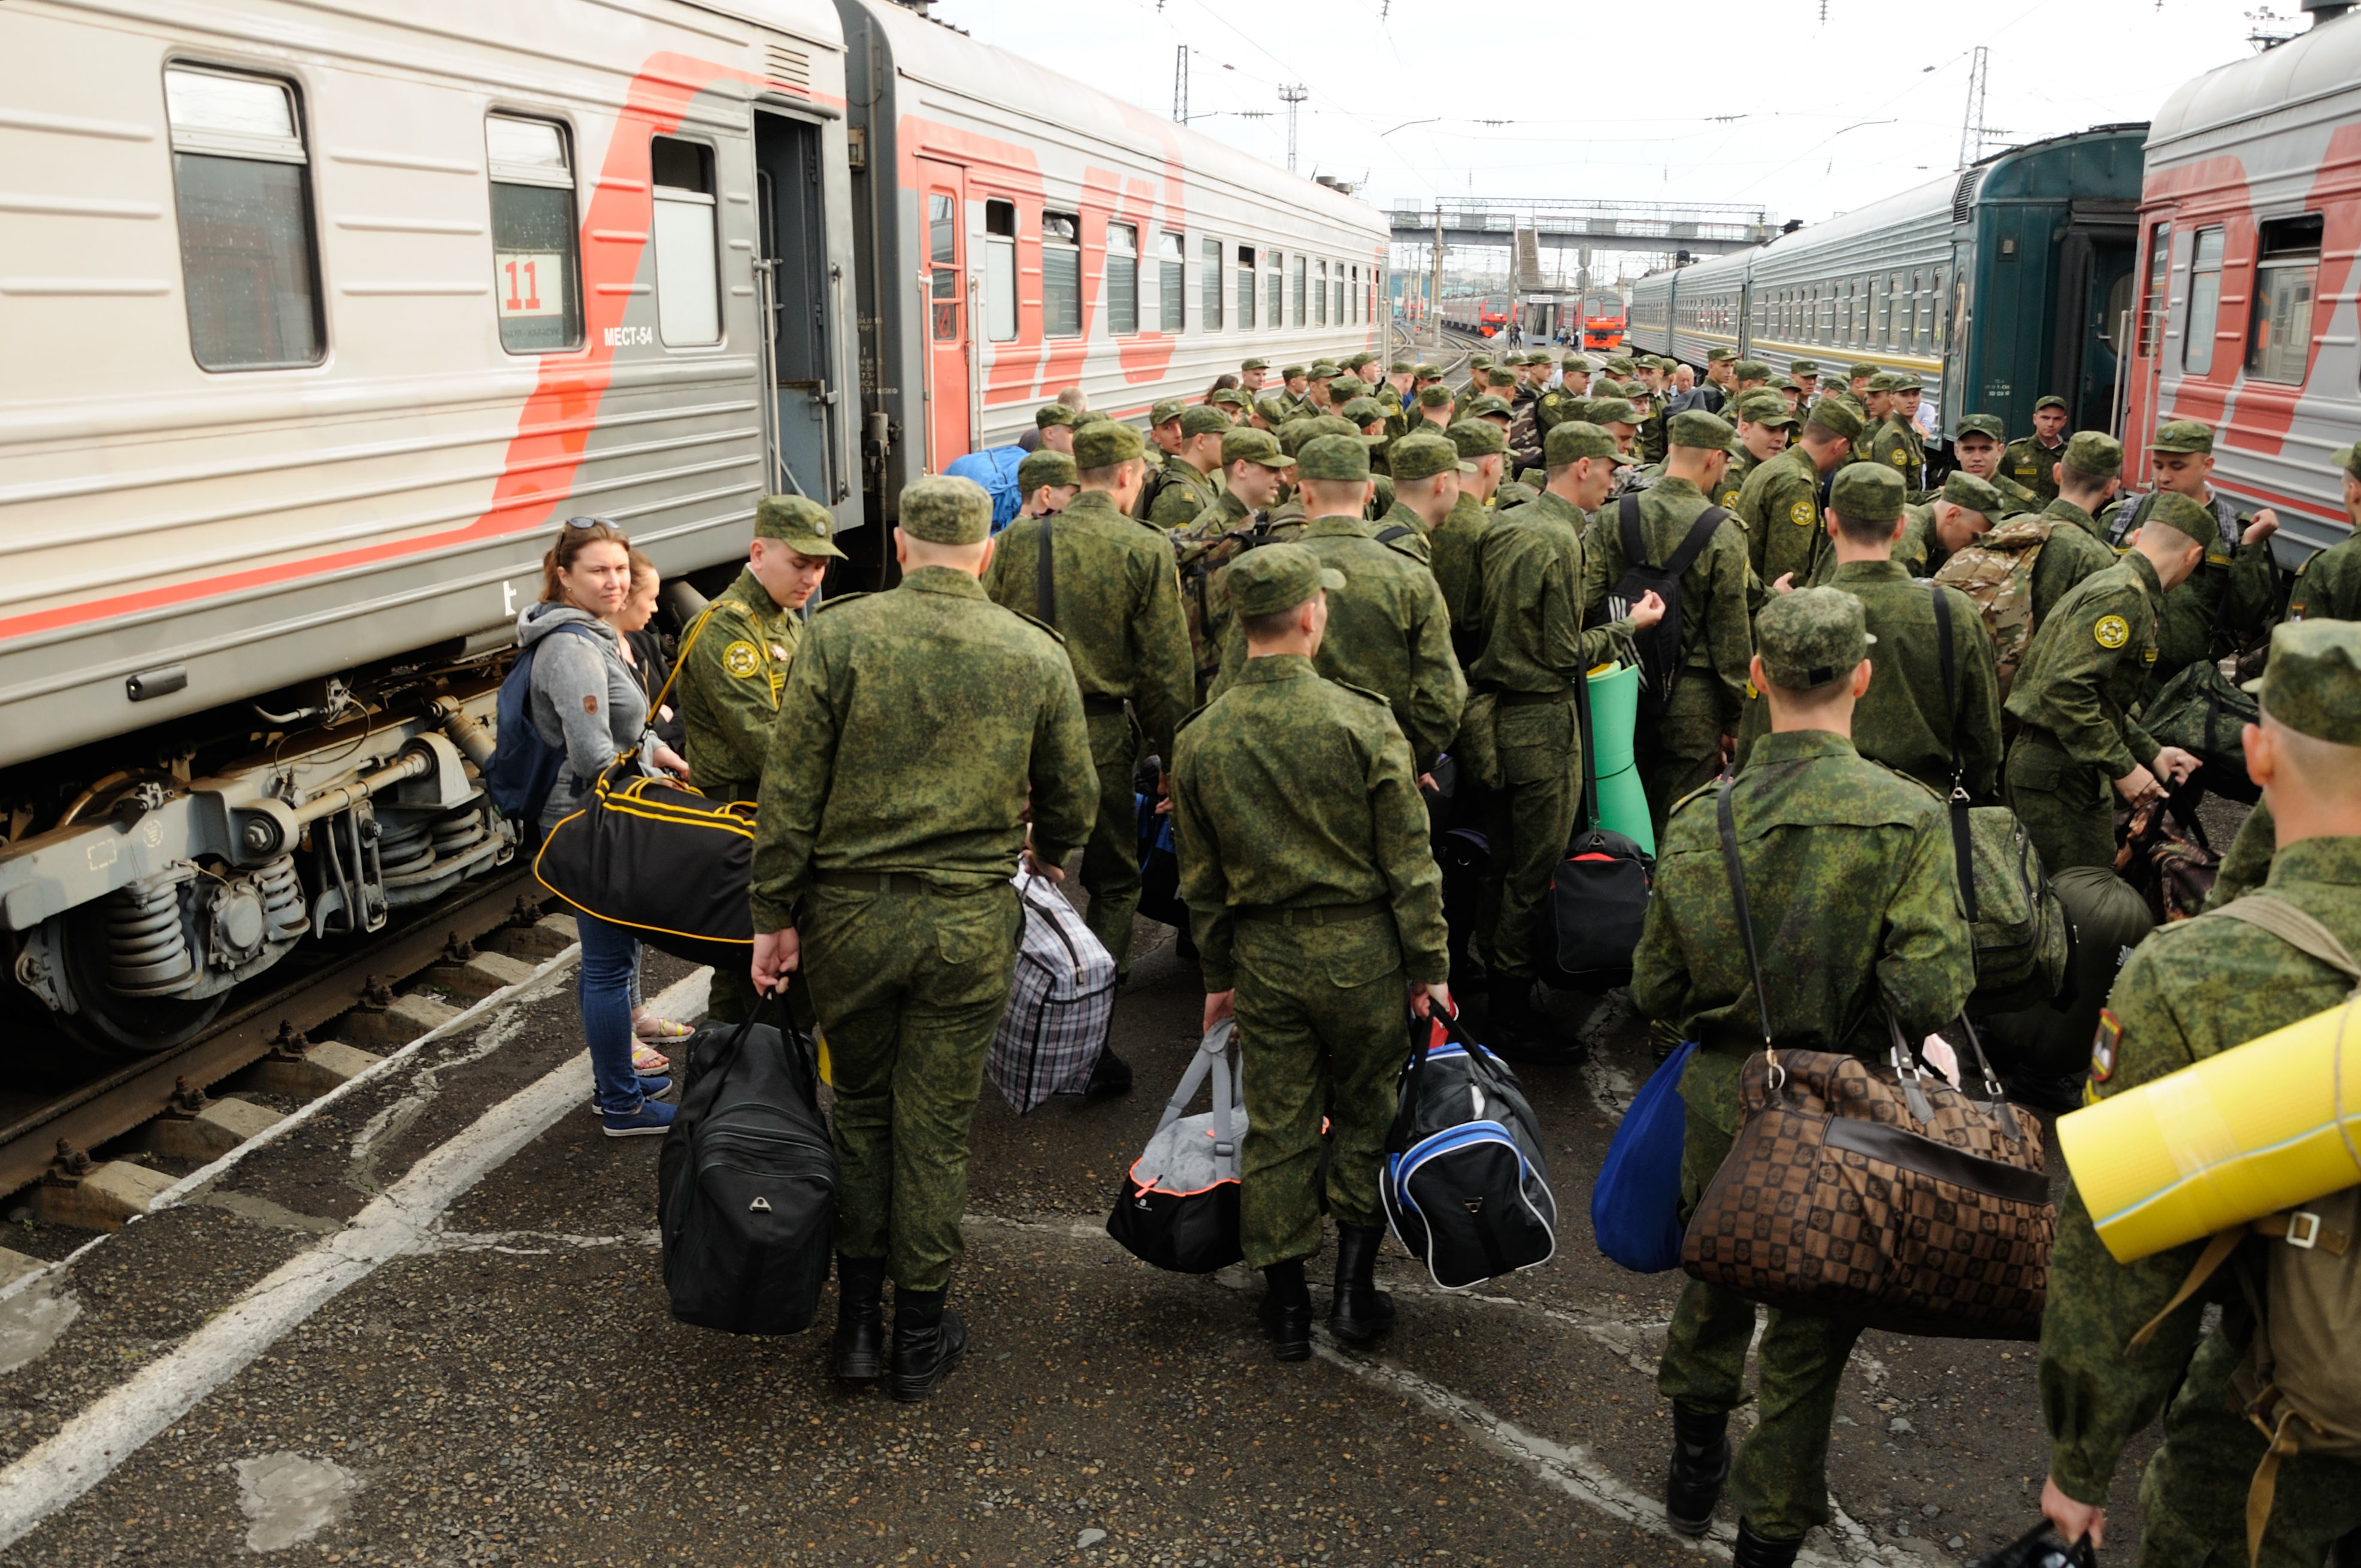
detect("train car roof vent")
[1950,168,1987,225]
[764,44,811,95]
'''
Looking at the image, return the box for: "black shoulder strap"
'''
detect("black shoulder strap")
[1928,582,1979,924]
[1572,663,1599,831]
[1715,779,1775,1051]
[1036,513,1055,629]
[1664,505,1730,582]
[1618,491,1646,567]
[1375,523,1415,544]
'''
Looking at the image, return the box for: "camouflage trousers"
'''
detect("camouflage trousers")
[799,879,1019,1293]
[2136,1325,2361,1568]
[1656,1048,1866,1542]
[1081,708,1144,981]
[1233,912,1407,1270]
[2004,729,2117,876]
[1638,672,1729,847]
[1477,695,1578,983]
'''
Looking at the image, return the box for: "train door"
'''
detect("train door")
[2049,217,2138,437]
[755,112,843,507]
[914,158,970,469]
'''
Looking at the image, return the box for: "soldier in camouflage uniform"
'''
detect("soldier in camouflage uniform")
[1409,381,1455,435]
[1210,435,1465,775]
[2039,619,2361,1566]
[1238,356,1270,395]
[676,495,844,1024]
[1170,544,1452,1362]
[1142,405,1230,529]
[1304,362,1343,416]
[1175,426,1298,701]
[1732,359,1772,395]
[2289,442,2361,622]
[1787,359,1821,407]
[1637,373,1671,466]
[1453,353,1493,419]
[1278,364,1311,417]
[1145,396,1186,468]
[1718,393,1797,512]
[1952,413,2043,514]
[2003,395,2071,506]
[2099,420,2284,692]
[1474,422,1659,1055]
[1373,432,1469,577]
[985,421,1193,1003]
[1015,448,1078,520]
[1639,588,1976,1566]
[1736,399,1859,595]
[1929,438,2121,695]
[2002,490,2215,873]
[1867,373,1926,491]
[749,475,1096,1403]
[1029,402,1077,455]
[1433,420,1508,669]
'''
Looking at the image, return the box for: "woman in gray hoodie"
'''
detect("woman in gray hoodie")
[519,520,692,1136]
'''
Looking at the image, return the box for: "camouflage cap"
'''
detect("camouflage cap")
[1016,449,1078,494]
[1606,356,1636,374]
[1179,404,1232,438]
[1072,409,1115,428]
[1805,398,1864,442]
[2331,444,2361,480]
[1340,396,1386,427]
[1590,397,1641,428]
[1220,426,1292,470]
[1707,347,1739,364]
[1867,373,1901,393]
[1788,359,1820,378]
[1891,372,1923,393]
[1034,402,1077,429]
[1734,359,1772,381]
[1666,410,1735,451]
[754,494,846,558]
[1556,397,1597,425]
[1331,377,1371,401]
[1225,541,1344,620]
[1240,356,1270,371]
[1756,586,1874,691]
[1148,398,1186,426]
[1847,361,1879,381]
[1545,420,1635,468]
[1309,414,1363,439]
[2139,489,2218,548]
[1769,374,1797,392]
[1281,364,1307,382]
[2244,619,2361,745]
[1940,472,2005,517]
[2150,419,2214,455]
[1469,354,1494,370]
[1956,413,2006,441]
[1308,361,1343,379]
[1829,464,1904,523]
[1484,368,1517,388]
[899,475,992,544]
[2064,431,2123,478]
[1345,351,1378,370]
[1276,417,1322,458]
[1254,394,1292,424]
[1448,418,1509,459]
[1412,363,1443,379]
[1071,420,1147,469]
[1391,431,1476,480]
[1390,359,1415,374]
[1209,389,1249,411]
[1416,384,1454,409]
[2035,394,2069,413]
[1564,355,1593,373]
[1294,432,1372,483]
[1467,395,1515,420]
[1736,393,1799,429]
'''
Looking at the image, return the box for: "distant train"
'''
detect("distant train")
[1441,293,1513,337]
[1627,125,2146,459]
[1578,292,1627,352]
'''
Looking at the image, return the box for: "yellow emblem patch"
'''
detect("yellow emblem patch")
[1788,499,1814,527]
[1890,449,1911,467]
[722,640,762,678]
[2093,614,2130,650]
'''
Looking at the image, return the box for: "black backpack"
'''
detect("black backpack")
[657,996,838,1336]
[1608,493,1729,721]
[1380,1010,1558,1290]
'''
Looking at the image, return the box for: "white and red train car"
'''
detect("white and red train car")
[0,0,1385,1052]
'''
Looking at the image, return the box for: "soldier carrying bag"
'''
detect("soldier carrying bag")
[1680,777,2057,1340]
[1609,492,1729,722]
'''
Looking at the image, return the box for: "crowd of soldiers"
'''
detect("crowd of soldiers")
[650,335,2361,1565]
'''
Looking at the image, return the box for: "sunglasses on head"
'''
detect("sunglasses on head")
[562,515,618,530]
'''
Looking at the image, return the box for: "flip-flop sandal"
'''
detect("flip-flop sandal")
[631,1042,671,1075]
[634,1014,694,1043]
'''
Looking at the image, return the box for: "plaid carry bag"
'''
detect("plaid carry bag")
[1680,779,2056,1341]
[985,868,1116,1113]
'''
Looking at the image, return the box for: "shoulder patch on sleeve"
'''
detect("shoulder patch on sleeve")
[2088,1009,2123,1086]
[1789,498,1815,527]
[2093,613,2130,650]
[1890,449,1911,467]
[721,640,762,679]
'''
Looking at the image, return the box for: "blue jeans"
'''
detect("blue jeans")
[576,913,644,1113]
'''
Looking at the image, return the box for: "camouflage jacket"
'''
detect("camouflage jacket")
[1208,514,1467,775]
[2288,528,2361,623]
[2040,834,2361,1505]
[1507,387,1543,471]
[2002,435,2068,507]
[749,567,1096,927]
[1713,447,1758,514]
[2045,494,2111,545]
[2097,489,2278,689]
[1471,491,1634,695]
[1430,492,1496,671]
[1639,406,1669,466]
[676,567,797,796]
[1170,653,1451,993]
[1869,413,1925,491]
[1581,476,1755,725]
[1145,458,1223,531]
[1631,729,1973,1054]
[1823,559,2003,799]
[1736,443,1834,591]
[1173,489,1291,695]
[981,490,1194,762]
[1988,468,2044,516]
[1930,514,2117,703]
[2003,550,2163,778]
[1369,500,1431,568]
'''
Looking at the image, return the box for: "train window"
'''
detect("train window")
[985,201,1017,342]
[1350,265,1361,324]
[1293,256,1307,327]
[1911,270,1928,349]
[1267,250,1284,329]
[2139,222,2171,356]
[927,194,960,343]
[1888,272,1904,347]
[650,137,719,346]
[1201,237,1222,329]
[1106,220,1137,337]
[486,116,582,355]
[1873,276,1890,347]
[1332,264,1345,327]
[2184,227,2226,376]
[1043,211,1081,337]
[1315,261,1328,326]
[2246,214,2321,385]
[1160,230,1185,332]
[1237,245,1255,331]
[165,65,323,371]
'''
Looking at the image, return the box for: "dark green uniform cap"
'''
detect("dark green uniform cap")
[1768,373,1797,392]
[900,475,992,544]
[1072,420,1147,468]
[1605,357,1636,376]
[2034,394,2069,413]
[1484,368,1517,388]
[1227,541,1345,619]
[2150,419,2214,455]
[1294,433,1371,482]
[1467,395,1514,419]
[1345,351,1378,370]
[2244,619,2361,745]
[2330,443,2361,480]
[1589,398,1640,428]
[1468,354,1494,370]
[1309,361,1343,379]
[1956,413,2006,441]
[1545,420,1634,468]
[1564,355,1592,373]
[1412,363,1442,379]
[1736,393,1798,429]
[1389,359,1414,374]
[1867,372,1901,393]
[1667,410,1735,450]
[1340,396,1386,427]
[1391,431,1476,480]
[1307,414,1361,440]
[1830,463,1904,522]
[1788,359,1820,378]
[1016,449,1077,492]
[1806,399,1864,442]
[1240,357,1270,371]
[2140,489,2218,547]
[1072,409,1115,428]
[1734,359,1772,380]
[1209,388,1248,409]
[1756,586,1874,690]
[1276,417,1322,458]
[2064,431,2123,478]
[1254,394,1292,425]
[1847,361,1879,380]
[1708,347,1739,364]
[1149,398,1186,426]
[1281,364,1307,381]
[1891,371,1923,393]
[1940,471,2004,516]
[1331,377,1370,401]
[1034,402,1076,429]
[1179,404,1231,437]
[1447,418,1508,458]
[1557,396,1597,425]
[755,494,847,558]
[1416,383,1454,409]
[1220,426,1291,470]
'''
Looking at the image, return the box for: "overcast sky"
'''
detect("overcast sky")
[927,0,2292,235]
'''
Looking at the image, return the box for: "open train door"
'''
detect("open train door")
[2048,206,2139,437]
[755,111,844,508]
[915,157,971,470]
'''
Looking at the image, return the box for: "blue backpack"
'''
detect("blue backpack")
[483,620,604,829]
[1590,1039,1696,1272]
[944,445,1027,531]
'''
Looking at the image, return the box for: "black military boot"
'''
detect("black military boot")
[833,1254,888,1384]
[1485,973,1577,1065]
[1732,1521,1803,1568]
[1664,1401,1731,1538]
[1083,1045,1134,1101]
[888,1287,967,1403]
[1256,1259,1313,1362]
[1328,1224,1397,1343]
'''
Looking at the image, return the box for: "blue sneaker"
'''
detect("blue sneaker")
[586,1074,673,1116]
[602,1098,677,1139]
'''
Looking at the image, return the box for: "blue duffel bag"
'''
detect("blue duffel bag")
[1589,1039,1696,1273]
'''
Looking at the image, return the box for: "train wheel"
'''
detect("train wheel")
[47,903,223,1057]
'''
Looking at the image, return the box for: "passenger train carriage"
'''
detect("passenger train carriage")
[0,0,1386,1052]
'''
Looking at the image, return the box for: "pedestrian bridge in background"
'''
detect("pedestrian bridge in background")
[1390,197,1782,259]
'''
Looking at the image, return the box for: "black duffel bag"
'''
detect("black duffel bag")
[1982,864,2154,1085]
[534,758,754,972]
[1537,669,1651,989]
[1107,1021,1246,1274]
[2142,656,2261,803]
